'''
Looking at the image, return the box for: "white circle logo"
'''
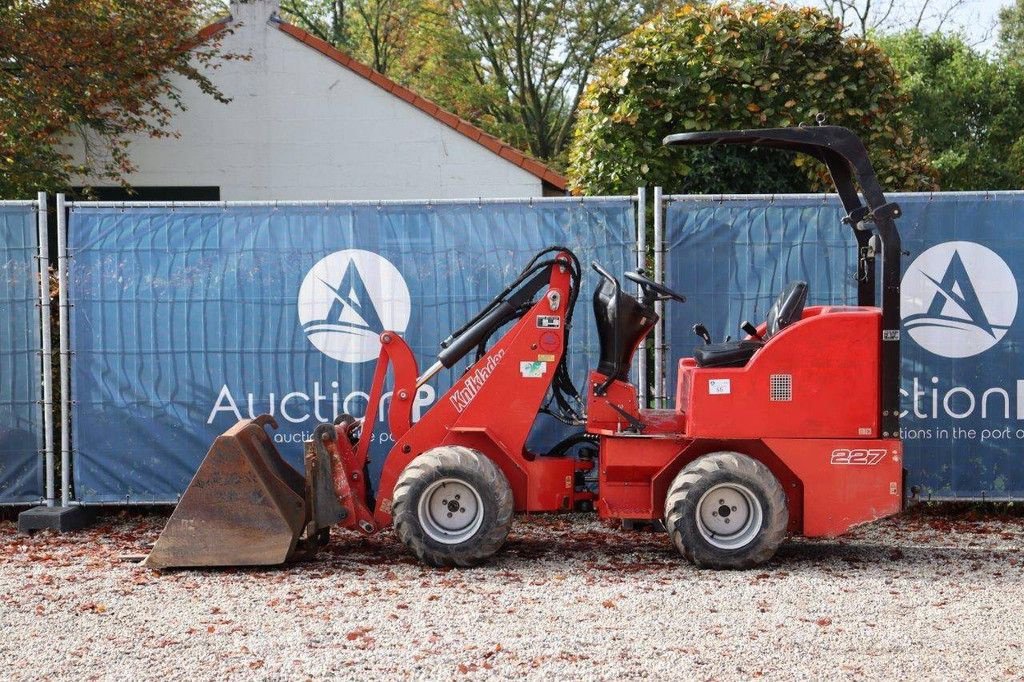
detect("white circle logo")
[901,241,1017,358]
[297,250,411,363]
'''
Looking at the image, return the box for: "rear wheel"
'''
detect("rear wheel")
[664,452,788,569]
[392,446,513,567]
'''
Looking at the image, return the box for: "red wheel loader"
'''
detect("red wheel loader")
[146,126,905,570]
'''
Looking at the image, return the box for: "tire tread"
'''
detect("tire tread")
[664,451,788,569]
[392,446,513,567]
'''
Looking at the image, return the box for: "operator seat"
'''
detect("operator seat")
[693,281,808,368]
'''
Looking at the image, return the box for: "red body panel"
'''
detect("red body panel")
[677,307,882,439]
[764,437,902,535]
[586,305,900,537]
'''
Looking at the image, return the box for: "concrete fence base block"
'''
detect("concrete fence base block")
[17,506,94,533]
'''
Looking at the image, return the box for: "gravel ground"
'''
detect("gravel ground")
[1,507,1023,680]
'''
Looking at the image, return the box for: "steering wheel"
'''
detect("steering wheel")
[624,270,687,303]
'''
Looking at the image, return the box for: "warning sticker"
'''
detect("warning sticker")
[520,361,548,378]
[537,315,561,329]
[537,354,556,362]
[708,379,731,395]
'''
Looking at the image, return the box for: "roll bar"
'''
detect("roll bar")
[663,126,902,437]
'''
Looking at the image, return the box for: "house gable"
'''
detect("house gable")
[274,22,567,193]
[68,1,565,200]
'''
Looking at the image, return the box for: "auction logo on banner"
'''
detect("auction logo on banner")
[901,241,1018,358]
[297,249,412,363]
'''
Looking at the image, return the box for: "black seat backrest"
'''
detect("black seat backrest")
[765,281,808,338]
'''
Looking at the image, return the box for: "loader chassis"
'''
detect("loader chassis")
[146,126,904,570]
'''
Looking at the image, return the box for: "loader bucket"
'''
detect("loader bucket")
[145,415,309,569]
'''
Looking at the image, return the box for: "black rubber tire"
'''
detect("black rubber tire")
[392,446,513,567]
[664,451,788,570]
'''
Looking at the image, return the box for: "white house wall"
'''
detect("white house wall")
[69,3,544,200]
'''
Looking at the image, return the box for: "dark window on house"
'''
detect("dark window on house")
[70,186,221,202]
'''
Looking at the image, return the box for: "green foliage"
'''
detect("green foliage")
[425,0,665,164]
[999,0,1024,67]
[568,2,936,195]
[880,30,1024,190]
[281,0,425,75]
[281,1,351,48]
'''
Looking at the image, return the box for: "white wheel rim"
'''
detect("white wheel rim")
[695,483,763,550]
[417,478,484,545]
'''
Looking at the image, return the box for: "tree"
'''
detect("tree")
[999,0,1024,66]
[568,3,936,195]
[281,0,425,75]
[419,0,665,165]
[818,0,973,38]
[879,30,1024,190]
[0,0,234,199]
[281,0,351,47]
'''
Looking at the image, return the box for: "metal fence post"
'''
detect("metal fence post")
[37,192,55,506]
[652,187,665,407]
[636,187,647,409]
[56,194,71,507]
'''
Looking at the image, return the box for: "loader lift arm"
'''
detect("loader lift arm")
[425,247,583,421]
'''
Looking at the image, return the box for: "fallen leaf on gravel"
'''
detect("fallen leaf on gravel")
[346,626,373,641]
[3,509,1024,679]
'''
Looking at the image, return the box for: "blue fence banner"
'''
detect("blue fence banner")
[0,202,43,503]
[67,199,635,503]
[664,192,1024,499]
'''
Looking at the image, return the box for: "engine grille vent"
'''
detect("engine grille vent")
[770,374,792,402]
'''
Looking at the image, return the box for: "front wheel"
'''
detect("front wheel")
[392,446,513,567]
[664,452,788,569]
